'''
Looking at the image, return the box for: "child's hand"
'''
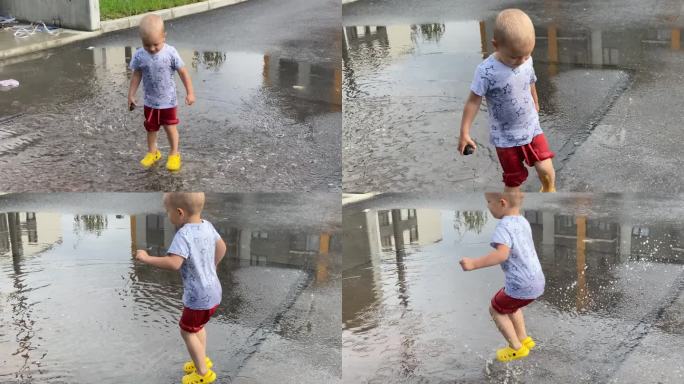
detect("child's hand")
[128,96,137,111]
[459,257,475,271]
[185,93,195,106]
[458,135,477,155]
[135,249,149,262]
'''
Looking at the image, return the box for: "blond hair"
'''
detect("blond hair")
[164,192,205,215]
[485,191,524,208]
[493,9,535,51]
[139,14,165,40]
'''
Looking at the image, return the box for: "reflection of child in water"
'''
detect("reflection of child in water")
[459,192,545,362]
[135,192,226,384]
[459,9,556,192]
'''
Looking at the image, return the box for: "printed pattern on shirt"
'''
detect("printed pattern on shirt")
[129,44,184,109]
[168,220,222,310]
[490,215,545,299]
[470,55,543,148]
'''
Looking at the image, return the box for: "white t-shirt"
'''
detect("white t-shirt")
[129,44,184,109]
[470,55,543,148]
[168,220,222,310]
[490,215,545,299]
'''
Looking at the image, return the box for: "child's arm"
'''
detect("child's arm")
[458,91,482,154]
[459,243,509,271]
[214,238,226,267]
[128,70,142,109]
[136,250,184,271]
[177,67,195,106]
[530,83,540,112]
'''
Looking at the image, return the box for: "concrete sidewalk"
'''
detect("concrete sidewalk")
[0,0,246,60]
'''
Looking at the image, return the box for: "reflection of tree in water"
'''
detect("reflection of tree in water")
[411,23,446,44]
[192,51,227,71]
[73,215,108,236]
[453,211,488,236]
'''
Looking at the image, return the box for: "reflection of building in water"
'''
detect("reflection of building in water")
[236,229,326,268]
[629,223,684,264]
[525,209,684,312]
[344,25,414,59]
[376,209,442,250]
[262,53,341,108]
[0,212,61,375]
[92,46,341,115]
[130,214,333,270]
[0,212,62,258]
[476,19,682,68]
[130,214,174,257]
[527,211,621,311]
[343,209,442,270]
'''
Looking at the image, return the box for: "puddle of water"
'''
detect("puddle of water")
[0,195,341,383]
[0,42,341,191]
[342,17,680,191]
[342,198,684,383]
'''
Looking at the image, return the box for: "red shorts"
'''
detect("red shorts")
[179,305,218,333]
[491,288,535,314]
[143,106,179,132]
[495,133,554,187]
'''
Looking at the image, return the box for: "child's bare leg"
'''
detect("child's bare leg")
[508,309,528,342]
[534,159,556,192]
[181,329,208,375]
[147,131,158,153]
[163,125,179,156]
[198,327,207,350]
[489,305,523,349]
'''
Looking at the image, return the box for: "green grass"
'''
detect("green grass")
[99,0,207,20]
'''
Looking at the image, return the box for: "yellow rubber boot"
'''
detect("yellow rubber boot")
[183,356,213,374]
[496,345,529,362]
[140,150,162,168]
[181,369,216,384]
[521,336,535,350]
[167,153,182,171]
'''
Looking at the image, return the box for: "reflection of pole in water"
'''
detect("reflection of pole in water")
[125,46,132,65]
[389,209,417,375]
[332,68,342,110]
[672,29,681,50]
[479,21,488,58]
[263,54,271,87]
[25,213,37,243]
[316,233,330,283]
[8,212,23,260]
[391,209,409,308]
[547,24,559,76]
[130,215,137,256]
[5,212,34,377]
[576,216,588,312]
[0,213,10,255]
[391,209,405,256]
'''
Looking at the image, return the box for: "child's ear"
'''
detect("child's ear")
[177,207,184,217]
[491,39,498,49]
